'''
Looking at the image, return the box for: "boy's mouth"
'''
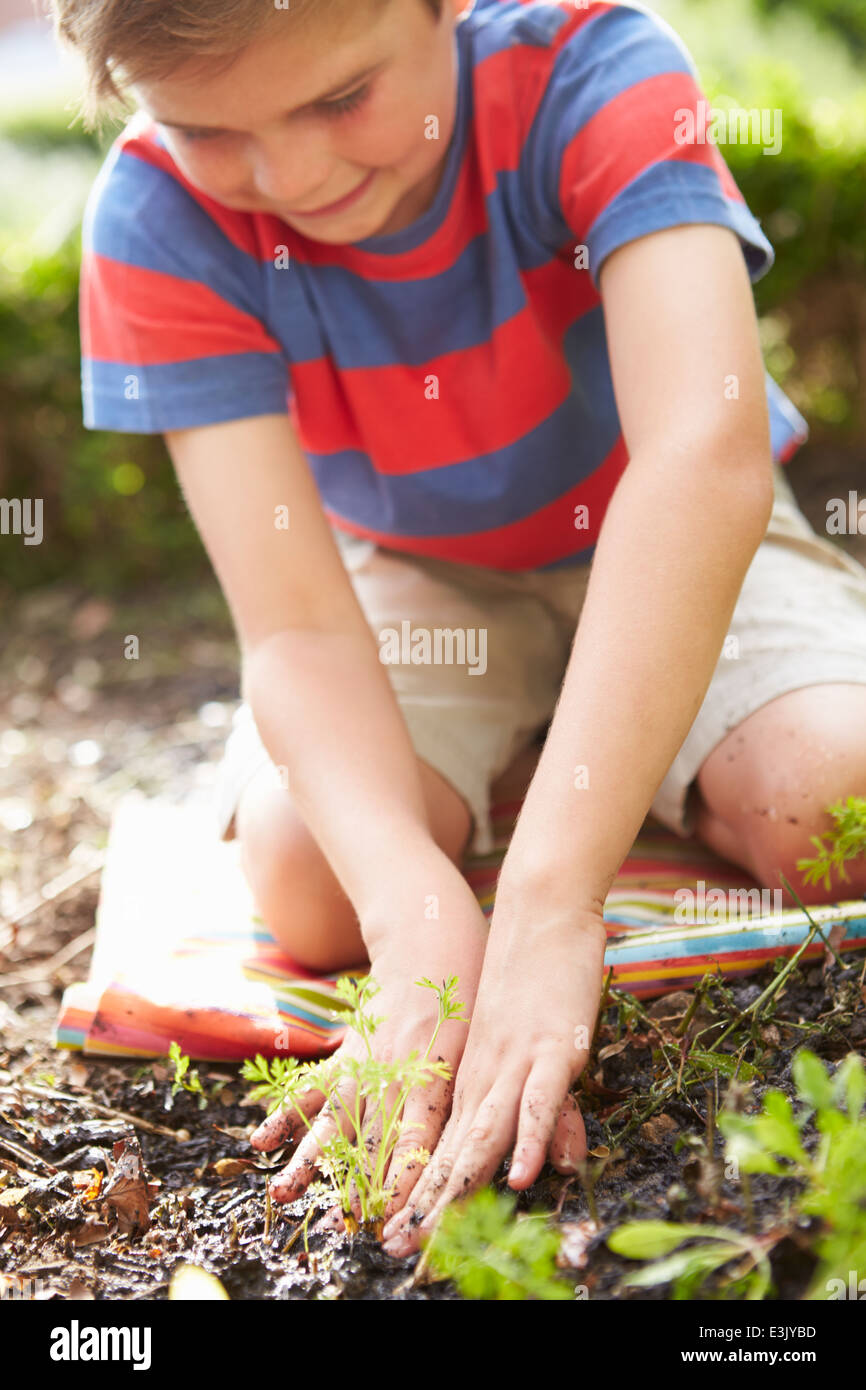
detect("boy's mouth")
[289,169,377,218]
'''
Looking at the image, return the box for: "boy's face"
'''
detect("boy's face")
[133,0,465,243]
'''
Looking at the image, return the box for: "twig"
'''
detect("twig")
[0,1083,185,1141]
[0,862,104,934]
[0,926,97,988]
[0,1132,57,1176]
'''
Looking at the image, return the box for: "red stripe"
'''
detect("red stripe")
[291,295,576,467]
[775,432,806,466]
[470,5,615,191]
[326,433,629,569]
[559,71,744,244]
[81,252,283,364]
[120,122,285,262]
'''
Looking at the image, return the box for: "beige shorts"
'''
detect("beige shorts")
[214,463,866,856]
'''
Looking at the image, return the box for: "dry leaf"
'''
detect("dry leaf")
[212,1158,253,1179]
[67,1279,96,1300]
[102,1138,157,1235]
[0,1188,31,1226]
[71,1218,112,1247]
[597,1040,629,1062]
[72,1168,104,1201]
[66,1061,91,1088]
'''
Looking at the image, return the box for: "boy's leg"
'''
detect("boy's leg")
[220,534,565,971]
[649,462,866,904]
[234,753,472,972]
[691,683,866,904]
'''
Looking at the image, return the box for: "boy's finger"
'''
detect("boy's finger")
[249,1086,326,1150]
[548,1092,587,1174]
[508,1057,571,1189]
[381,1074,451,1221]
[270,1082,360,1201]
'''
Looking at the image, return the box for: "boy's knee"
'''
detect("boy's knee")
[235,777,362,971]
[747,802,866,906]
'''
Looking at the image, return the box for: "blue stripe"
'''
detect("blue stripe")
[84,145,268,321]
[83,353,288,432]
[586,161,775,288]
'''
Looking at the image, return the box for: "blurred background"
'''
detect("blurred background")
[0,0,865,985]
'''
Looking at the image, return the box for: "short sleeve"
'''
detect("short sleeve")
[530,2,776,290]
[80,130,291,433]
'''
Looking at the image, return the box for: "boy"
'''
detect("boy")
[54,0,866,1257]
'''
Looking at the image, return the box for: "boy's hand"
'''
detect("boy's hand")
[380,905,607,1256]
[249,868,488,1220]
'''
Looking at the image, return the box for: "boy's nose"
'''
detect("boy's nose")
[250,136,338,210]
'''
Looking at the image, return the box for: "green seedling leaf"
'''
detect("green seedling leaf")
[619,1242,742,1292]
[831,1052,866,1120]
[793,1050,835,1112]
[687,1050,759,1081]
[609,1221,751,1260]
[426,1188,571,1300]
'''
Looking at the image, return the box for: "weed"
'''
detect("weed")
[425,1187,572,1300]
[797,795,866,891]
[241,974,466,1230]
[168,1040,208,1110]
[607,1048,866,1300]
[608,1218,775,1300]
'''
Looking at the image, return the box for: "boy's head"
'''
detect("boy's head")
[50,0,467,242]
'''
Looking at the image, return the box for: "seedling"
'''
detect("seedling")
[608,1218,775,1300]
[242,974,466,1231]
[797,794,866,891]
[168,1041,208,1110]
[607,1048,866,1300]
[425,1186,572,1300]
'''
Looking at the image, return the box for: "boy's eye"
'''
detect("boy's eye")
[170,81,371,141]
[318,84,371,118]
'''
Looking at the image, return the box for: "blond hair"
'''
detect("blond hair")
[46,0,445,130]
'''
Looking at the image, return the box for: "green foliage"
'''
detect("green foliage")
[425,1187,572,1301]
[241,975,466,1228]
[721,1050,866,1298]
[751,0,866,61]
[608,1049,866,1300]
[168,1040,208,1109]
[608,1221,773,1300]
[797,795,866,891]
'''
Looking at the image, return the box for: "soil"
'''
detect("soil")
[2,465,865,1302]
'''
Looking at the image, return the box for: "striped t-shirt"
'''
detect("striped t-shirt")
[80,0,809,571]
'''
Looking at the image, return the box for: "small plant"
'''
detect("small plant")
[242,974,466,1232]
[608,1219,775,1300]
[797,795,866,891]
[607,1049,866,1300]
[721,1049,866,1298]
[425,1187,572,1300]
[168,1040,208,1109]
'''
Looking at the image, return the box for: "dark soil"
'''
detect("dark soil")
[2,461,865,1301]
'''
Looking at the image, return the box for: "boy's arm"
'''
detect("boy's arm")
[165,415,487,1194]
[383,223,776,1250]
[165,413,462,923]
